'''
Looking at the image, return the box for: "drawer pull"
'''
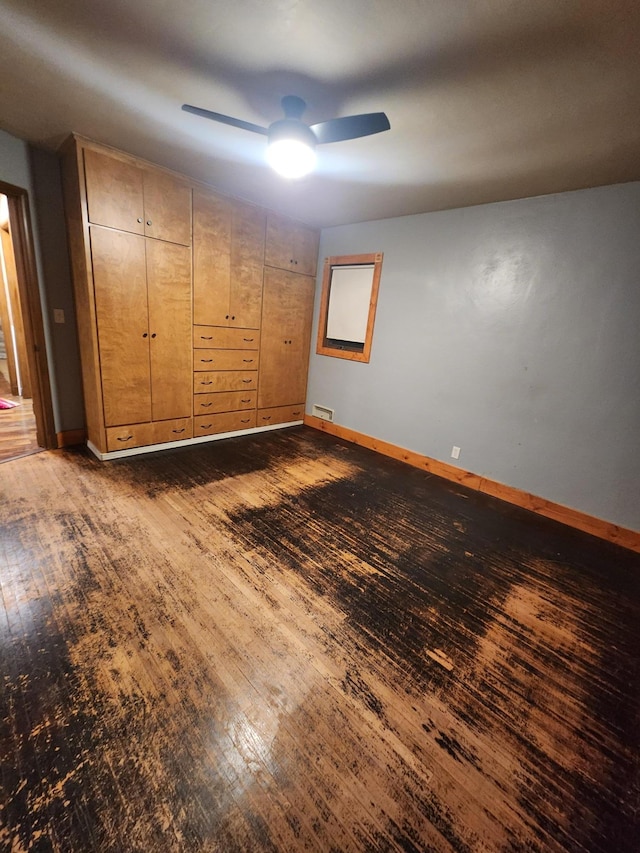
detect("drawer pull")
[117,435,133,442]
[242,379,252,384]
[292,411,301,416]
[200,423,212,429]
[172,428,186,434]
[240,418,250,424]
[201,381,213,386]
[200,358,213,363]
[243,338,254,342]
[242,359,254,363]
[200,336,213,340]
[200,402,213,408]
[241,398,251,403]
[261,416,271,421]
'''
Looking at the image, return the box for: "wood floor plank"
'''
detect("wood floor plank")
[1,428,638,851]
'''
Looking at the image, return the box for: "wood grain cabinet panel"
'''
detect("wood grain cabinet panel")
[194,371,258,394]
[153,417,193,444]
[265,212,319,277]
[193,350,259,372]
[194,410,257,436]
[257,405,305,427]
[90,228,151,427]
[194,391,257,415]
[105,422,155,452]
[258,267,315,410]
[84,147,191,245]
[193,326,260,350]
[146,241,192,421]
[193,189,265,329]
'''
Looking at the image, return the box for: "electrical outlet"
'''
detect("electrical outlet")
[451,445,461,460]
[53,308,65,324]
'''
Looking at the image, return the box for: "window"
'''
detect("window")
[316,252,383,363]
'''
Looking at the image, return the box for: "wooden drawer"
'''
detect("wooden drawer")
[193,326,260,349]
[257,404,305,427]
[194,391,257,415]
[106,422,155,452]
[193,349,259,371]
[153,417,193,444]
[194,371,257,393]
[194,410,257,437]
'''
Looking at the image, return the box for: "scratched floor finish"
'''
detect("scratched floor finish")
[1,428,638,852]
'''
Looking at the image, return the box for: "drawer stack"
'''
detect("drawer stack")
[193,326,260,436]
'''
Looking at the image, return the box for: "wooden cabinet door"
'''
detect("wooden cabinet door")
[142,170,192,246]
[146,240,192,421]
[258,268,314,409]
[229,202,265,328]
[90,227,151,427]
[265,212,319,277]
[193,188,232,326]
[84,148,145,235]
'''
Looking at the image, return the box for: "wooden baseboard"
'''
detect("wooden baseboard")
[56,428,86,448]
[304,415,640,554]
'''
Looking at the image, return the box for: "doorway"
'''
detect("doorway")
[0,183,55,462]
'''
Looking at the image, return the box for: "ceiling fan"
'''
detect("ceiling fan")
[182,95,390,178]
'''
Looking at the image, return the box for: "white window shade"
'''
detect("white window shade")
[326,265,375,344]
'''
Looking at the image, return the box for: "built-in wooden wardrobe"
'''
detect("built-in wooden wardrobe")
[61,136,318,458]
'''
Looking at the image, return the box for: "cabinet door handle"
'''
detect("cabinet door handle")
[151,333,157,339]
[200,336,213,341]
[172,428,185,434]
[146,219,152,226]
[137,217,143,224]
[231,315,236,320]
[200,402,213,408]
[201,381,213,386]
[142,332,148,338]
[241,379,252,384]
[117,435,133,442]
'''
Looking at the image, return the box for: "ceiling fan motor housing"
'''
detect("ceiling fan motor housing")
[268,117,317,149]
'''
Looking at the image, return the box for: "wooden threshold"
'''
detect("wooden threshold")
[304,415,640,554]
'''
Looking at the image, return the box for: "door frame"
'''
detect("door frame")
[0,179,56,450]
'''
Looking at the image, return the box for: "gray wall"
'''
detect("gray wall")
[29,147,84,431]
[307,182,640,532]
[0,128,83,433]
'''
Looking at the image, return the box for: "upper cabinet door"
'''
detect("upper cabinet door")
[193,188,232,326]
[265,212,319,278]
[90,227,151,427]
[84,148,145,235]
[142,170,192,246]
[84,147,191,245]
[229,202,266,329]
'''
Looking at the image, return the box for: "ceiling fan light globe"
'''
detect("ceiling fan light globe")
[267,138,316,178]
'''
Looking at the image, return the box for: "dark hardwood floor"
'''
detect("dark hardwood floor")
[1,427,638,852]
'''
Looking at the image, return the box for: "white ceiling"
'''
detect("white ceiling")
[1,0,639,228]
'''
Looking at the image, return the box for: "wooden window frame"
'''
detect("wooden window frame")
[316,252,383,363]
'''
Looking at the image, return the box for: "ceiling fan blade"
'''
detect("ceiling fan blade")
[310,112,390,145]
[182,104,268,136]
